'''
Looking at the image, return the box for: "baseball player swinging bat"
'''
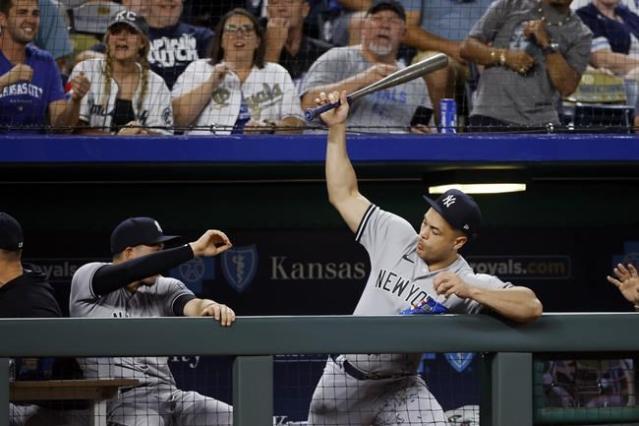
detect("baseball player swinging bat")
[304,52,449,121]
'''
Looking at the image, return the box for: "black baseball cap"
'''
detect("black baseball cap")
[110,217,179,254]
[108,10,149,38]
[367,0,406,21]
[422,189,482,239]
[0,212,24,251]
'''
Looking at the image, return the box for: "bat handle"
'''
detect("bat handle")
[304,95,353,121]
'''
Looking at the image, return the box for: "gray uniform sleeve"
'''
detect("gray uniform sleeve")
[157,277,195,316]
[457,272,513,314]
[468,0,512,42]
[69,262,107,317]
[356,205,418,265]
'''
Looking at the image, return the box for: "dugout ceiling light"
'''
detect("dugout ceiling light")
[423,168,529,195]
[428,183,526,194]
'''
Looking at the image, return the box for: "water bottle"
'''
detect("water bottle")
[231,96,251,134]
[439,98,457,134]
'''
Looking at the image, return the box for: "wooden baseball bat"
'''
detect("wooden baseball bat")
[304,53,448,121]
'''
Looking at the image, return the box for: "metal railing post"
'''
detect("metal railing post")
[481,352,532,426]
[0,358,9,426]
[233,355,273,426]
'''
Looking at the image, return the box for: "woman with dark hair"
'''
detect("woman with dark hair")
[172,8,304,134]
[68,10,174,135]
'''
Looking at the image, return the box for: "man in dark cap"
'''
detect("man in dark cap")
[301,0,432,133]
[0,212,79,426]
[70,217,235,426]
[306,92,543,425]
[0,212,60,317]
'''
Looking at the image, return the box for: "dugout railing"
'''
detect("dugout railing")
[1,313,639,426]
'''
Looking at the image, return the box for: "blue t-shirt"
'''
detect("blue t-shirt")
[148,22,214,90]
[401,0,495,41]
[0,45,65,132]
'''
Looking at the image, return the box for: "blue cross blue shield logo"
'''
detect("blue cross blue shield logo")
[221,245,258,293]
[169,257,215,294]
[445,352,475,373]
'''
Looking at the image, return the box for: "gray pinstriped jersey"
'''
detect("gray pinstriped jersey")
[70,262,194,385]
[348,205,512,375]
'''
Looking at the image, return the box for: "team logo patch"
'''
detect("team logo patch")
[445,352,475,373]
[169,257,215,294]
[222,245,258,293]
[442,195,456,208]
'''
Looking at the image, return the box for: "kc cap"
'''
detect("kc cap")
[422,189,482,238]
[0,212,24,251]
[367,0,406,21]
[108,10,149,38]
[110,217,179,254]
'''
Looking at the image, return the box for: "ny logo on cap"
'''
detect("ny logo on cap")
[442,195,456,208]
[154,220,163,233]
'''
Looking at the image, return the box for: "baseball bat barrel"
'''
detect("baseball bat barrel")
[304,53,448,122]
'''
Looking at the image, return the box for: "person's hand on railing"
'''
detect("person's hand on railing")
[199,301,236,326]
[607,263,639,308]
[117,121,149,136]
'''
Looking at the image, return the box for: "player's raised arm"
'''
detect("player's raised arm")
[319,91,371,233]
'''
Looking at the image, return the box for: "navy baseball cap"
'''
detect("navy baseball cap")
[108,10,149,38]
[0,212,24,251]
[367,0,406,21]
[110,217,179,254]
[422,189,482,239]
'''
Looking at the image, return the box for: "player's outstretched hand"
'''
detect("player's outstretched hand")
[607,263,639,305]
[201,302,236,326]
[433,271,472,299]
[190,230,232,257]
[316,90,349,128]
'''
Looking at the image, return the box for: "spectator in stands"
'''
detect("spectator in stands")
[34,0,73,76]
[301,0,432,133]
[264,0,332,87]
[399,0,495,123]
[0,0,87,132]
[0,212,84,426]
[327,0,371,46]
[572,0,638,13]
[145,0,214,90]
[460,0,592,130]
[70,217,235,426]
[576,0,639,78]
[0,211,60,318]
[78,0,214,90]
[607,263,639,310]
[67,10,173,135]
[172,8,304,134]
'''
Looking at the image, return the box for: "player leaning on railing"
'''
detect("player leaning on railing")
[306,90,543,426]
